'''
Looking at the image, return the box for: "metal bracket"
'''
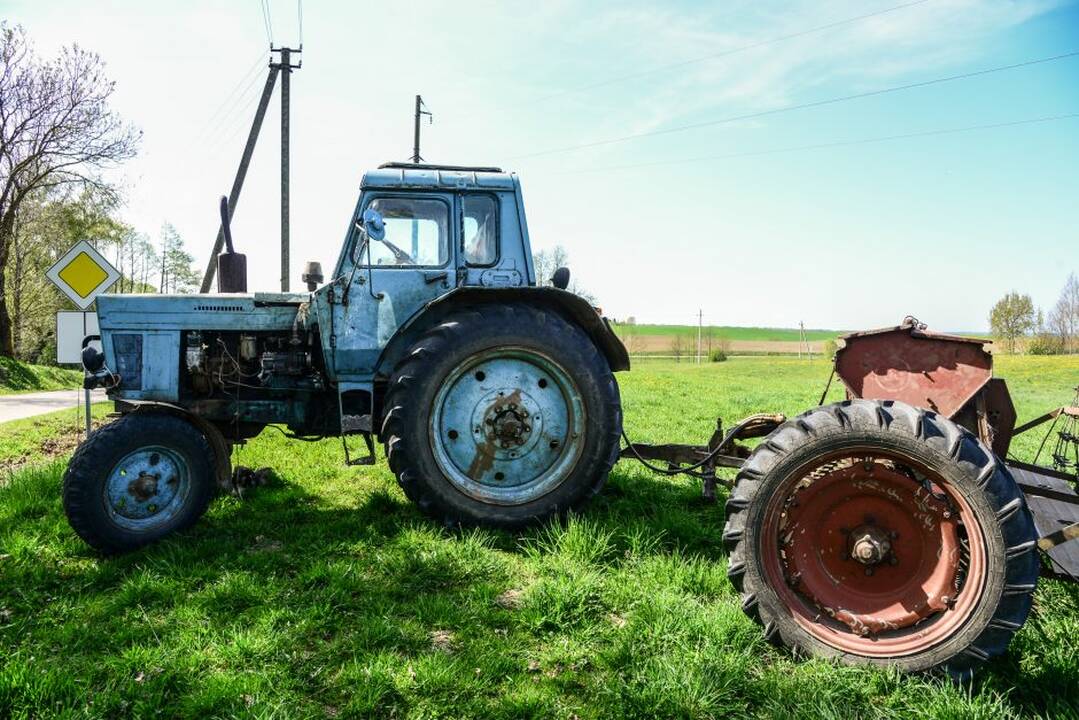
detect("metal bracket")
[342,430,376,466]
[337,386,375,465]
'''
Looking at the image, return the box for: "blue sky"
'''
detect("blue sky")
[7,0,1079,331]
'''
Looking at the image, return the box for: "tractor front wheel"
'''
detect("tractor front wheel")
[63,413,217,553]
[381,303,621,528]
[724,399,1040,679]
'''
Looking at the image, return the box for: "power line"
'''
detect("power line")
[509,49,1079,160]
[555,112,1079,175]
[456,0,932,124]
[196,49,267,142]
[203,66,270,150]
[260,0,274,46]
[525,0,932,108]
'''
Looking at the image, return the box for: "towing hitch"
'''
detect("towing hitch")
[620,413,786,501]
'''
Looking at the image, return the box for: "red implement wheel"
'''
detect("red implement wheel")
[724,400,1040,679]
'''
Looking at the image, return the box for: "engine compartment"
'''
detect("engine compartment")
[183,328,325,397]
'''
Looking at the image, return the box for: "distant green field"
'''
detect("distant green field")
[612,323,843,342]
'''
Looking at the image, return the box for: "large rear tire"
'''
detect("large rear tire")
[63,413,217,554]
[723,399,1039,679]
[381,303,622,529]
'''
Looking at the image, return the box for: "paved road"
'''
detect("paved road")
[0,389,108,423]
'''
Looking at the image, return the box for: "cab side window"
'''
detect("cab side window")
[462,195,498,266]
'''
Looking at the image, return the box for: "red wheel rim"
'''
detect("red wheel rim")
[759,448,987,658]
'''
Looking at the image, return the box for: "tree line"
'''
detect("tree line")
[990,273,1079,354]
[0,23,200,363]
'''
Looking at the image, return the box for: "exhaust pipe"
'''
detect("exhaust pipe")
[217,195,247,293]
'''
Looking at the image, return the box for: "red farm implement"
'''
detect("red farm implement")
[624,317,1078,678]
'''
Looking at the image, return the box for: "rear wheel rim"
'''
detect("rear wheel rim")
[759,447,987,658]
[104,446,192,532]
[429,347,586,505]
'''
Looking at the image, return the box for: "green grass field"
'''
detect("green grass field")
[1,357,1077,718]
[611,324,843,342]
[0,357,82,395]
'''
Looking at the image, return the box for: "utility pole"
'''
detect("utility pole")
[697,309,703,364]
[276,46,301,292]
[411,95,432,163]
[409,95,433,257]
[200,62,280,292]
[199,46,301,294]
[798,321,812,360]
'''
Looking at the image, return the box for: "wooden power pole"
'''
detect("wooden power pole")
[199,46,301,294]
[411,95,432,163]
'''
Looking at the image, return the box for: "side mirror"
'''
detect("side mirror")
[352,208,386,264]
[551,266,570,290]
[362,208,385,241]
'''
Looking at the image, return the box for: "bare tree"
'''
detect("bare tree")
[616,316,640,355]
[1048,273,1079,354]
[532,244,597,305]
[0,24,140,355]
[989,291,1035,354]
[670,334,685,363]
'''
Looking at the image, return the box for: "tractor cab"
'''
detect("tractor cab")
[313,163,539,384]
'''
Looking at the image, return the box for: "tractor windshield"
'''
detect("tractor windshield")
[361,197,449,267]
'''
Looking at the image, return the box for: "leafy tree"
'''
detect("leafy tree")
[989,291,1035,354]
[0,24,140,355]
[4,190,132,361]
[159,223,199,293]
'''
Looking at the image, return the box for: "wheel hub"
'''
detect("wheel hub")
[105,447,189,529]
[429,348,586,505]
[128,471,160,502]
[848,523,892,566]
[486,402,533,448]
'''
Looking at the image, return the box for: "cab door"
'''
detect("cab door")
[317,192,457,382]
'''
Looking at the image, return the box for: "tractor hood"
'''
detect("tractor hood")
[96,292,311,332]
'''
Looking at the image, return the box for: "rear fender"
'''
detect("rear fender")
[376,286,629,379]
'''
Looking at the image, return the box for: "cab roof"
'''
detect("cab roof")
[362,162,516,191]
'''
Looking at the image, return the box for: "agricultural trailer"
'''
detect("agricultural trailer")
[68,163,1079,680]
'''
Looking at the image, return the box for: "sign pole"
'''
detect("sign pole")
[82,311,91,436]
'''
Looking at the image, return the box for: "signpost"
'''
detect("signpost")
[46,241,119,435]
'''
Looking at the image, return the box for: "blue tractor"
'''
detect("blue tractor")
[69,163,628,553]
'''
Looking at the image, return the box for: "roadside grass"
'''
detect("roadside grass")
[0,404,112,477]
[0,357,82,395]
[0,357,1077,718]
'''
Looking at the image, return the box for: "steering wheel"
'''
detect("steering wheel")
[379,239,414,265]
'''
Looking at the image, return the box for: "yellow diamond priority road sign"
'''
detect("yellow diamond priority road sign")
[46,240,120,310]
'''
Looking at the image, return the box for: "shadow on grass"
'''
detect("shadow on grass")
[1,460,1077,718]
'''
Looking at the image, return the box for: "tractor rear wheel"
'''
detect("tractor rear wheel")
[723,399,1039,679]
[381,303,621,528]
[63,413,217,554]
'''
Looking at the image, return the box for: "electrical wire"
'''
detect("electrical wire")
[459,0,932,122]
[198,50,266,133]
[261,0,274,46]
[197,51,269,145]
[204,73,270,154]
[509,49,1079,160]
[620,413,774,477]
[528,0,927,107]
[554,111,1079,175]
